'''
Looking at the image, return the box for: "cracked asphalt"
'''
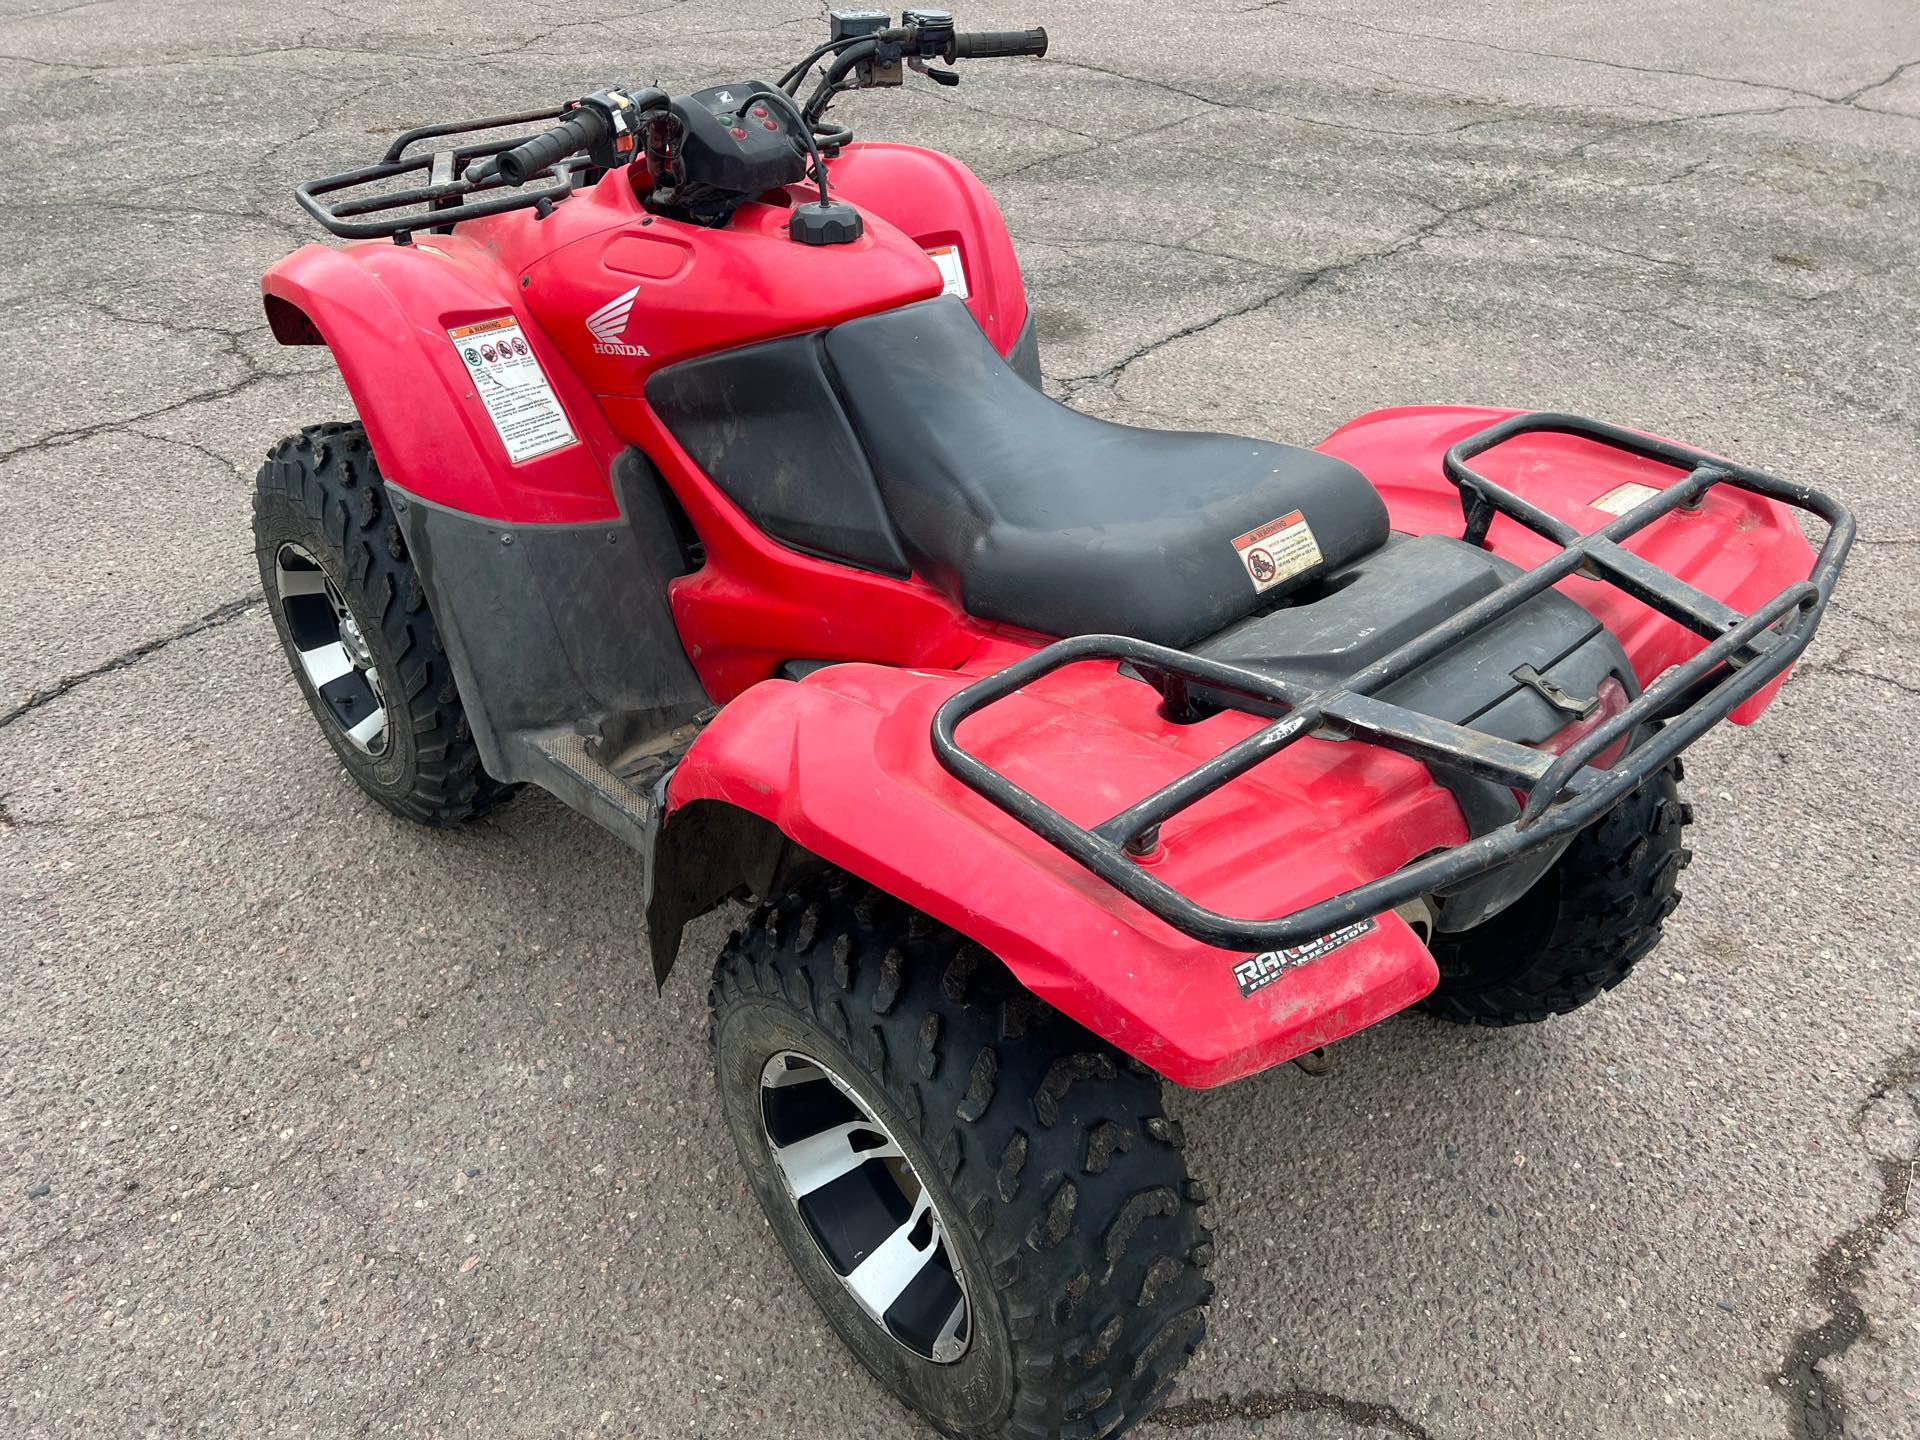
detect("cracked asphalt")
[2,1,1917,1437]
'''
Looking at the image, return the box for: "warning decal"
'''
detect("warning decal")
[1231,509,1322,594]
[447,316,577,464]
[1232,918,1377,998]
[1589,481,1661,516]
[925,244,969,299]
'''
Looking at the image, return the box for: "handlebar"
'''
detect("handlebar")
[494,108,607,185]
[464,21,1048,193]
[466,86,666,187]
[950,27,1048,60]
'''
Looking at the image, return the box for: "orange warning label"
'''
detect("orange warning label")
[1231,510,1322,594]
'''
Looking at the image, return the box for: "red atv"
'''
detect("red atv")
[255,13,1852,1438]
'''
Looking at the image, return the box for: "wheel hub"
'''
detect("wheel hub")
[759,1050,972,1364]
[274,542,391,757]
[336,608,374,670]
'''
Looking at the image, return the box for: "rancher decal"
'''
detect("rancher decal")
[1232,917,1378,998]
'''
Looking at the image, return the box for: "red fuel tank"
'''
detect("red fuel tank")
[515,177,945,394]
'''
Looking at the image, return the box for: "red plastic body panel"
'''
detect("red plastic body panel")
[266,138,1819,1087]
[1319,405,1818,724]
[669,646,1447,1088]
[599,391,990,699]
[823,142,1030,351]
[517,180,943,397]
[263,144,1029,696]
[664,405,1823,1085]
[261,236,632,522]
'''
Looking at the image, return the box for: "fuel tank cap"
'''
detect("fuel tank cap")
[789,199,864,246]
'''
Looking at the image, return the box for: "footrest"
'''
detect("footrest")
[529,730,660,852]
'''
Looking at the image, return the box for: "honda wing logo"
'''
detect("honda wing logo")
[585,286,649,357]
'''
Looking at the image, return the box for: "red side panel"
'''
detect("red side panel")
[824,142,1031,352]
[669,649,1449,1088]
[1318,405,1819,723]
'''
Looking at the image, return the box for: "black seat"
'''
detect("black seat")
[822,298,1391,647]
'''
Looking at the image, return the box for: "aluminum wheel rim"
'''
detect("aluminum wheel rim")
[274,543,390,757]
[759,1050,972,1364]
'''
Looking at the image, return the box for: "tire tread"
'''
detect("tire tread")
[253,422,510,826]
[709,879,1213,1439]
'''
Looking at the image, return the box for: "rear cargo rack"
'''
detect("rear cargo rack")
[930,412,1854,951]
[295,108,587,243]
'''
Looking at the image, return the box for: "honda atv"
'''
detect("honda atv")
[252,11,1853,1437]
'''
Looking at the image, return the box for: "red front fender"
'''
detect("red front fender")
[666,655,1447,1088]
[261,240,627,522]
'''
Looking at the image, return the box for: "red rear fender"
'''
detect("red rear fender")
[1317,405,1821,723]
[667,658,1452,1088]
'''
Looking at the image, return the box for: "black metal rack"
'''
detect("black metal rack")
[930,412,1854,951]
[294,108,587,242]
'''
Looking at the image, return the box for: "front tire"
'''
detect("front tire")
[708,876,1213,1439]
[253,422,511,825]
[1420,764,1694,1025]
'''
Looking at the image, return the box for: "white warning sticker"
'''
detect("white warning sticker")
[1232,509,1323,594]
[925,244,969,299]
[1589,481,1661,516]
[447,316,577,464]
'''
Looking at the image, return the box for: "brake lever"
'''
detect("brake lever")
[908,58,961,86]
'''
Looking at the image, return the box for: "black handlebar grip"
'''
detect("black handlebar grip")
[950,27,1048,60]
[496,109,607,185]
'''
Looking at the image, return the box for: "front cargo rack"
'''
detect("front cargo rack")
[295,108,588,243]
[930,412,1855,951]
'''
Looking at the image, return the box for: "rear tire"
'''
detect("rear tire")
[253,421,512,826]
[708,875,1214,1439]
[1420,764,1693,1025]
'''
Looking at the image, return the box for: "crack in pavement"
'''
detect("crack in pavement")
[1150,1386,1437,1437]
[0,192,310,241]
[0,592,262,732]
[124,424,249,475]
[1771,1043,1920,1440]
[1795,646,1920,700]
[1280,8,1919,117]
[1053,183,1515,400]
[0,273,335,462]
[0,0,124,25]
[0,363,320,464]
[1010,58,1858,404]
[1834,57,1920,106]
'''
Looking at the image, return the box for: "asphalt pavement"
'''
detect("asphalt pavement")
[2,2,1917,1437]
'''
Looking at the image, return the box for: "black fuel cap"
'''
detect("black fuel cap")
[789,199,864,246]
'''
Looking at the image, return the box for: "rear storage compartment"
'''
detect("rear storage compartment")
[1189,533,1639,930]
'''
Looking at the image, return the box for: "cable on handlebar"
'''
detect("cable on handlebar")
[778,34,871,94]
[739,85,833,207]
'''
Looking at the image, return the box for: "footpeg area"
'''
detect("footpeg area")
[528,731,662,852]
